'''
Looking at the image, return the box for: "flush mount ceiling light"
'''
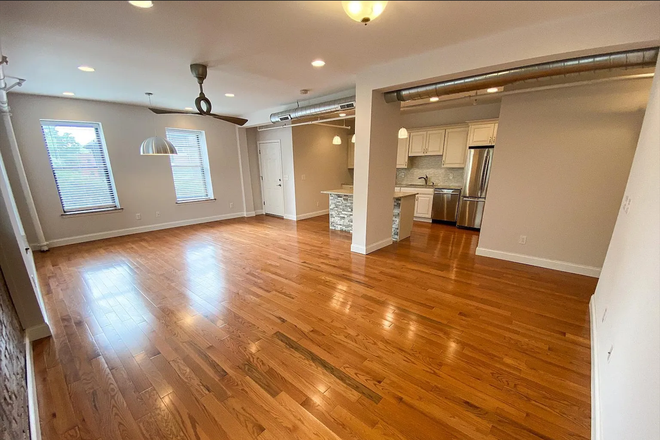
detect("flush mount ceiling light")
[140,92,177,156]
[351,134,356,143]
[332,135,342,145]
[487,87,499,93]
[342,1,388,24]
[128,1,153,8]
[77,65,95,72]
[224,93,235,97]
[311,60,326,67]
[184,107,193,111]
[429,97,439,102]
[398,127,408,139]
[62,92,75,96]
[339,113,346,117]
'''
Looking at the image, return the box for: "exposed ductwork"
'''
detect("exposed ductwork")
[384,47,659,103]
[270,96,356,123]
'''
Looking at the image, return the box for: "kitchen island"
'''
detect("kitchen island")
[321,189,417,242]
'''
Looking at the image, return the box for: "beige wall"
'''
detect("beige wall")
[291,124,352,218]
[256,126,296,219]
[401,102,501,129]
[591,59,659,440]
[245,127,262,210]
[478,78,652,275]
[6,94,248,247]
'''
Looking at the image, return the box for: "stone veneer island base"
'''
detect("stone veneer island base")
[321,189,417,242]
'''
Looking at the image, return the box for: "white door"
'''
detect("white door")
[408,131,426,156]
[442,127,469,168]
[425,129,445,155]
[396,137,408,168]
[468,122,496,146]
[258,141,285,217]
[414,194,434,218]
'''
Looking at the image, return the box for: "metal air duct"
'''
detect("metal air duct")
[270,96,356,123]
[384,47,658,103]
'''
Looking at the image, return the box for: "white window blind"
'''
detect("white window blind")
[40,120,119,213]
[166,128,214,202]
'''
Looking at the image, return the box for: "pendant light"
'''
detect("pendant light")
[332,135,342,145]
[398,127,408,139]
[342,1,388,24]
[140,92,177,155]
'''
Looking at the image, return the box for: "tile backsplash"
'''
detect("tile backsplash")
[396,156,464,186]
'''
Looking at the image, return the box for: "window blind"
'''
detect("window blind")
[166,128,213,202]
[40,120,119,213]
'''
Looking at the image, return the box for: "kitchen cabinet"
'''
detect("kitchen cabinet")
[467,120,498,146]
[442,126,469,168]
[396,136,409,168]
[347,139,355,169]
[396,186,434,220]
[408,129,446,157]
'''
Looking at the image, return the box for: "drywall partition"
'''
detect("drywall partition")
[235,126,255,216]
[590,58,659,440]
[401,102,501,129]
[246,127,263,212]
[477,78,651,276]
[256,126,296,220]
[291,124,352,220]
[6,94,249,247]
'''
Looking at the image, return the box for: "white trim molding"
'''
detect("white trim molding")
[244,211,256,217]
[414,217,433,223]
[32,212,250,249]
[25,336,42,440]
[351,237,393,255]
[475,247,601,277]
[296,209,329,221]
[590,296,602,440]
[254,209,264,215]
[25,323,51,341]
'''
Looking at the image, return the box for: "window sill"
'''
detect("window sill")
[175,198,216,205]
[61,207,123,217]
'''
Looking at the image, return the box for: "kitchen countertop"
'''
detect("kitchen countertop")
[322,189,417,199]
[397,183,463,190]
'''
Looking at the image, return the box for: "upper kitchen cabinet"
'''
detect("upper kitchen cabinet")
[396,136,409,168]
[408,129,445,156]
[347,138,355,169]
[468,120,498,146]
[442,126,469,168]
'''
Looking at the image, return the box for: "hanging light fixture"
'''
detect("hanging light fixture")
[332,135,342,145]
[398,127,408,139]
[351,134,356,143]
[342,1,388,24]
[140,93,177,155]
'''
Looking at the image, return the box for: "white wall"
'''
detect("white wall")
[256,126,296,220]
[245,127,263,211]
[477,78,652,276]
[291,124,352,219]
[6,94,249,247]
[590,60,659,440]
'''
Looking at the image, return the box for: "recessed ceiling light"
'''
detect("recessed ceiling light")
[62,92,75,96]
[339,113,346,117]
[487,87,499,93]
[128,1,153,8]
[77,65,95,72]
[184,107,193,111]
[429,97,439,102]
[311,60,326,67]
[225,93,235,97]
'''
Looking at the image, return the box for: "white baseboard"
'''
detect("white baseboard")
[296,209,329,221]
[25,323,51,341]
[475,247,601,277]
[414,217,433,223]
[283,214,296,221]
[32,212,248,249]
[351,237,393,255]
[590,296,601,440]
[244,211,256,217]
[25,336,42,440]
[255,209,264,215]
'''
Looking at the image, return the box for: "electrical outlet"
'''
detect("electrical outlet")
[518,235,527,245]
[623,195,632,214]
[316,201,319,207]
[229,202,234,208]
[155,211,160,218]
[602,308,607,323]
[136,213,141,220]
[607,345,614,363]
[301,174,306,181]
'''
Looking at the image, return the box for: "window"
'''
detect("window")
[165,128,214,203]
[40,120,119,214]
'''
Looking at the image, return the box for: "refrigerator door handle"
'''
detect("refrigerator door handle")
[462,197,484,201]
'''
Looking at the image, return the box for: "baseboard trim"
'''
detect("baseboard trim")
[244,211,256,217]
[25,336,42,440]
[32,212,249,248]
[283,214,296,221]
[255,209,264,215]
[350,243,366,254]
[352,237,393,255]
[590,296,601,440]
[414,217,433,223]
[296,209,329,221]
[475,247,601,277]
[25,323,51,341]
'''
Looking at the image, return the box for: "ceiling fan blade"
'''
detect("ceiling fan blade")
[148,107,196,115]
[209,113,248,126]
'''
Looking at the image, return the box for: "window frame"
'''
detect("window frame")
[40,119,121,215]
[165,127,215,204]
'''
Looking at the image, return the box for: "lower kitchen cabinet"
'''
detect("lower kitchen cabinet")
[414,193,434,218]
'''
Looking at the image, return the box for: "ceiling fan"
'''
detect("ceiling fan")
[148,64,248,126]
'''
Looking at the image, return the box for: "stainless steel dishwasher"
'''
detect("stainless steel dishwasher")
[432,188,461,224]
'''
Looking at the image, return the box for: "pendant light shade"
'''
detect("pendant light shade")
[398,127,408,139]
[332,135,342,145]
[140,136,178,155]
[351,134,356,143]
[342,1,388,24]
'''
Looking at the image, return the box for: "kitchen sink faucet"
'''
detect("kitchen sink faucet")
[418,175,429,185]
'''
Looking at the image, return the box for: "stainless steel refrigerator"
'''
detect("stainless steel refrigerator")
[457,146,494,229]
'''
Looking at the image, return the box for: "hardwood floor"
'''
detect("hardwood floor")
[33,215,595,440]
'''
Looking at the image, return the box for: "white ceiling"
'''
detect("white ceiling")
[0,1,648,120]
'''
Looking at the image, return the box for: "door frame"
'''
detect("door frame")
[257,140,285,217]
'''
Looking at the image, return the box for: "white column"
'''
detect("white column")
[235,126,255,216]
